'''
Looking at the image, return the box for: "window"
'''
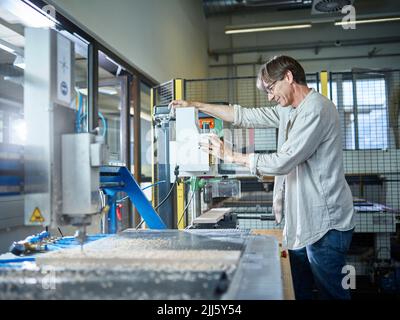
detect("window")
[330,74,389,150]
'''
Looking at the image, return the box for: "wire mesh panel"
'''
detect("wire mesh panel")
[153,80,174,106]
[330,70,400,265]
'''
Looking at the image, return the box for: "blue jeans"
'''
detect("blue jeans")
[289,228,354,300]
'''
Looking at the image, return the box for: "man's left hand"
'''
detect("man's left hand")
[199,134,233,162]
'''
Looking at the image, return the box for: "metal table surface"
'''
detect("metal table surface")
[0,229,283,300]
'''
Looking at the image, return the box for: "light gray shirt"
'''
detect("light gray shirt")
[233,89,355,250]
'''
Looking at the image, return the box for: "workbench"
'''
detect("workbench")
[252,229,295,300]
[0,229,287,300]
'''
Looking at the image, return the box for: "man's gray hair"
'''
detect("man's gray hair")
[257,55,307,93]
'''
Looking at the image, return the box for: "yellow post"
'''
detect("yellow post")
[174,79,186,229]
[150,87,156,208]
[320,71,328,98]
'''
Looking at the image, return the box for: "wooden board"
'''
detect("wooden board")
[251,229,295,300]
[193,208,233,224]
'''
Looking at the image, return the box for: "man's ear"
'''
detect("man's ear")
[285,70,294,84]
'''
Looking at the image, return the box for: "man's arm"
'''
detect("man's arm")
[209,109,328,175]
[194,102,235,123]
[253,109,327,176]
[170,100,281,128]
[170,100,234,123]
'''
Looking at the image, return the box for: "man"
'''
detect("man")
[169,55,355,300]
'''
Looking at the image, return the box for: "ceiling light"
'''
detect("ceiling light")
[78,88,88,96]
[0,39,16,54]
[225,24,312,34]
[13,55,25,69]
[0,0,55,28]
[78,87,119,96]
[335,16,400,26]
[99,87,118,95]
[0,42,14,54]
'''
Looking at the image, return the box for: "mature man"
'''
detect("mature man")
[170,55,355,300]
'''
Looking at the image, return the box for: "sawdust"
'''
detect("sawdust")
[36,236,241,272]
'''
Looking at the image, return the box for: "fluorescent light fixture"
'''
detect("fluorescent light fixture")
[0,42,14,54]
[0,38,17,54]
[78,88,88,96]
[335,16,400,26]
[105,56,120,67]
[13,55,25,69]
[78,87,119,96]
[99,87,118,95]
[225,24,312,34]
[0,0,55,28]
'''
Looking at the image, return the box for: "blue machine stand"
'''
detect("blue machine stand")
[100,166,167,233]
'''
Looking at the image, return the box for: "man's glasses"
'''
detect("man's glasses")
[265,79,278,94]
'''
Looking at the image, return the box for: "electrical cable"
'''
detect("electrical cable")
[176,189,195,229]
[154,166,179,211]
[136,167,179,229]
[135,219,145,230]
[154,179,177,210]
[116,180,166,203]
[97,111,107,137]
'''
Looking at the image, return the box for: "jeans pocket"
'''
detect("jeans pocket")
[329,229,353,254]
[340,228,354,252]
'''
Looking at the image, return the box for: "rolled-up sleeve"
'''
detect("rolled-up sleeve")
[255,109,327,176]
[233,104,280,128]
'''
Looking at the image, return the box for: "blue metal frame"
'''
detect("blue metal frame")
[100,166,167,232]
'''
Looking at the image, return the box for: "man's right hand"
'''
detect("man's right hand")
[168,100,193,110]
[168,100,234,123]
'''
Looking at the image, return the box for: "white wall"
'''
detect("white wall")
[48,0,208,83]
[207,1,400,77]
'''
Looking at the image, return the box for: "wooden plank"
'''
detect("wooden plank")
[251,229,295,300]
[193,208,232,224]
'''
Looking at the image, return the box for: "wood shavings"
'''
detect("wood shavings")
[36,236,241,272]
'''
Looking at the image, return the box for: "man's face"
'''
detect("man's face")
[264,73,293,107]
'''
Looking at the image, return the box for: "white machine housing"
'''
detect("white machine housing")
[23,28,103,227]
[169,107,218,181]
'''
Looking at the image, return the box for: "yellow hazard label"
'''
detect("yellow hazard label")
[30,207,45,223]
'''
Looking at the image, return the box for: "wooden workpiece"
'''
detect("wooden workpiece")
[251,229,295,300]
[193,208,233,224]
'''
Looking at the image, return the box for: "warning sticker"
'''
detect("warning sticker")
[30,207,45,223]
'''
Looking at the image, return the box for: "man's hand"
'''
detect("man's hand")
[199,134,234,162]
[199,134,250,167]
[168,100,192,110]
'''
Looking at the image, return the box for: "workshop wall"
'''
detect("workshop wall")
[49,0,208,83]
